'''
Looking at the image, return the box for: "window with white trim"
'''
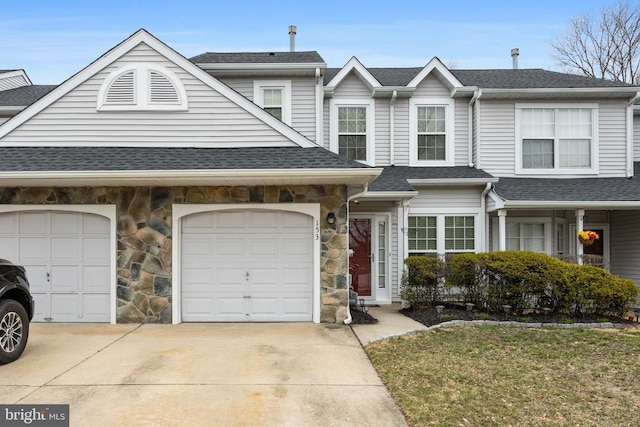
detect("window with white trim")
[253,80,292,125]
[408,215,475,256]
[409,98,455,166]
[516,104,598,174]
[493,218,552,253]
[330,99,374,164]
[97,64,188,111]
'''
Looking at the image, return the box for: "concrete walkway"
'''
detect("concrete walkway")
[0,323,408,427]
[350,303,428,345]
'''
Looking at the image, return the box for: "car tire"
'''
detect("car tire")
[0,299,29,365]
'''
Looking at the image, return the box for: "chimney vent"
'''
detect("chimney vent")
[288,25,297,52]
[511,48,519,69]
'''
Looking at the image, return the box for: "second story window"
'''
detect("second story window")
[262,88,283,120]
[253,80,291,125]
[516,104,598,175]
[417,106,446,160]
[330,99,375,164]
[338,106,367,161]
[409,98,455,166]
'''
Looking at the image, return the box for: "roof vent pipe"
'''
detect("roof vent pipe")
[289,25,297,52]
[511,48,519,69]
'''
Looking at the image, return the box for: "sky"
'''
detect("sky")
[1,0,620,85]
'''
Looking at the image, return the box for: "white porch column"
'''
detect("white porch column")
[498,209,507,251]
[576,209,585,265]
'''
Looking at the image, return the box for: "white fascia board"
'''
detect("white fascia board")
[0,168,383,187]
[0,106,24,113]
[196,63,326,72]
[0,29,319,149]
[360,191,419,200]
[479,87,640,99]
[407,178,498,186]
[371,86,415,98]
[407,57,463,89]
[326,57,381,90]
[501,200,640,209]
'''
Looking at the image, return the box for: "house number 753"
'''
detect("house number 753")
[315,219,320,240]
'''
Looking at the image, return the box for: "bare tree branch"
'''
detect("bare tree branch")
[551,1,640,83]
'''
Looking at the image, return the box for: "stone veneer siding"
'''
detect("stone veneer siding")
[0,185,349,323]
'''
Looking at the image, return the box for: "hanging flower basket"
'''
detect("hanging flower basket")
[578,230,599,246]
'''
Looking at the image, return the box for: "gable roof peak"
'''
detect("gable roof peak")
[325,56,380,90]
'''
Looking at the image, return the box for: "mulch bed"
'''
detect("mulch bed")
[350,308,378,324]
[401,304,637,327]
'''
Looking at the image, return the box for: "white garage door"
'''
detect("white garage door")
[181,210,313,322]
[0,211,111,322]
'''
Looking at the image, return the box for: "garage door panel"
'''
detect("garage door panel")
[51,265,79,291]
[182,209,314,322]
[0,211,111,323]
[182,267,215,292]
[83,266,110,292]
[51,212,81,234]
[82,294,110,322]
[216,238,245,256]
[83,237,110,262]
[51,237,80,262]
[182,238,214,260]
[19,212,48,234]
[19,237,49,262]
[50,294,79,321]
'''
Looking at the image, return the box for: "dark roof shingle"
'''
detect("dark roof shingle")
[0,85,57,107]
[368,166,495,192]
[190,51,325,64]
[0,146,369,171]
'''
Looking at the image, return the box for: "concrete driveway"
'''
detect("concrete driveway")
[0,323,407,426]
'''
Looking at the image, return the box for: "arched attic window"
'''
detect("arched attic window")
[97,64,188,111]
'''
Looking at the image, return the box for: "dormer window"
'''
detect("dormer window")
[253,80,292,125]
[97,64,188,111]
[409,98,455,166]
[329,99,375,165]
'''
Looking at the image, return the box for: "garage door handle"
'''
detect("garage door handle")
[46,272,50,282]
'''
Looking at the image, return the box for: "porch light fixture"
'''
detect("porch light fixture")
[326,212,336,225]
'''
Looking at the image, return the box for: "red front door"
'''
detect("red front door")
[349,218,372,297]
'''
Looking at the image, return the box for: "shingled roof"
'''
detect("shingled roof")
[0,146,370,171]
[0,85,57,107]
[494,164,640,202]
[190,51,325,64]
[323,67,635,89]
[368,166,495,192]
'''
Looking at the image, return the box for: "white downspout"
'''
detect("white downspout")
[626,92,640,177]
[480,182,492,251]
[468,89,482,167]
[390,90,397,165]
[315,67,323,146]
[343,186,370,324]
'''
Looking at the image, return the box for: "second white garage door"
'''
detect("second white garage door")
[181,209,313,322]
[0,211,111,322]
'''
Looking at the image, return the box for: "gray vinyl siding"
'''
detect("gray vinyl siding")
[455,98,469,166]
[476,100,516,175]
[375,98,390,165]
[610,210,640,286]
[332,72,372,98]
[322,98,330,149]
[393,99,410,166]
[409,186,482,210]
[0,75,28,91]
[0,43,298,147]
[413,74,450,98]
[208,76,317,142]
[598,100,627,176]
[478,99,629,177]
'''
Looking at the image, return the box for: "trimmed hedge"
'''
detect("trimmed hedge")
[403,251,638,317]
[400,256,447,307]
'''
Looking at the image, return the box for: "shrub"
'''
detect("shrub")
[400,256,447,308]
[449,251,638,318]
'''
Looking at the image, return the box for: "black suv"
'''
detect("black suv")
[0,259,34,364]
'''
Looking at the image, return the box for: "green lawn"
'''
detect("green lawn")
[366,326,640,427]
